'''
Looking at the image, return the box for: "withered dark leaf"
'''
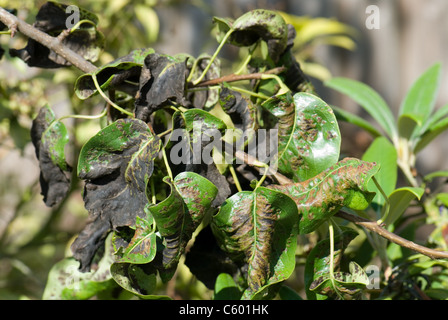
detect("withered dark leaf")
[134,53,189,122]
[72,118,161,272]
[30,106,71,207]
[10,1,104,68]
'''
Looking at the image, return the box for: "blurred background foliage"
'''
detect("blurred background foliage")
[0,0,447,300]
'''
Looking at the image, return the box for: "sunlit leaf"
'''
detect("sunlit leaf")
[269,158,379,234]
[383,187,424,226]
[262,92,341,182]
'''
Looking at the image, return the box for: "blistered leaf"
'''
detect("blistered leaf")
[43,233,116,300]
[134,53,190,122]
[262,92,341,182]
[30,105,71,207]
[10,1,104,68]
[72,118,161,271]
[75,48,155,99]
[148,172,218,271]
[212,187,299,300]
[269,158,379,234]
[304,227,358,300]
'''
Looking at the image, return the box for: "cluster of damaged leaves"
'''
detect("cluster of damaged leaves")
[26,4,380,299]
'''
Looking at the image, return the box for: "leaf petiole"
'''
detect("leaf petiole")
[372,176,391,225]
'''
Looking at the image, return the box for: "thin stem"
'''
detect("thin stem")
[58,108,107,122]
[228,85,270,101]
[229,165,243,192]
[329,221,344,300]
[260,73,290,95]
[192,28,234,85]
[150,178,156,205]
[372,176,390,225]
[69,19,97,33]
[162,147,173,180]
[91,73,134,117]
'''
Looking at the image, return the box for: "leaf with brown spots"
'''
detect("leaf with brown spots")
[147,172,218,274]
[268,158,379,234]
[262,92,341,182]
[212,187,299,300]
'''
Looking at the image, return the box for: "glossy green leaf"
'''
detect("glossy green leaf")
[325,77,397,140]
[383,187,424,226]
[424,170,448,182]
[269,158,379,234]
[261,92,341,182]
[362,137,397,206]
[148,172,218,271]
[43,233,115,300]
[304,227,359,300]
[399,63,441,138]
[75,48,155,99]
[213,273,242,300]
[42,119,70,171]
[73,118,161,271]
[212,187,299,300]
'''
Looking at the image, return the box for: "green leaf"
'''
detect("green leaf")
[148,172,218,271]
[269,158,379,234]
[73,118,161,271]
[43,233,116,300]
[117,209,157,264]
[110,262,170,299]
[414,116,448,153]
[383,187,424,226]
[304,227,359,300]
[399,63,441,139]
[212,187,299,300]
[309,261,369,300]
[213,273,242,300]
[325,77,397,140]
[424,170,448,182]
[42,119,70,171]
[362,137,397,206]
[332,105,382,138]
[261,92,341,181]
[278,285,303,300]
[398,113,424,140]
[75,48,155,99]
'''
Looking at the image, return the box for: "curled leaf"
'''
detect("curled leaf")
[269,158,379,234]
[72,118,161,271]
[31,105,71,207]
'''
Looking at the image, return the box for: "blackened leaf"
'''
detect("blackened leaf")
[134,53,190,122]
[72,118,161,272]
[10,1,104,68]
[213,9,288,62]
[268,158,379,234]
[42,233,116,300]
[148,172,218,271]
[31,105,71,207]
[212,187,299,300]
[262,92,341,181]
[75,48,155,99]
